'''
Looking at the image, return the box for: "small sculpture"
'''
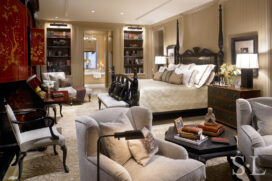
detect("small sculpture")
[204,107,217,126]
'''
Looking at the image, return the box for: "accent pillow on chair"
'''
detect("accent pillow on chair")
[128,127,158,166]
[252,102,272,135]
[99,112,134,165]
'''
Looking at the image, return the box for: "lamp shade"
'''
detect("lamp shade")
[155,56,167,64]
[236,53,259,69]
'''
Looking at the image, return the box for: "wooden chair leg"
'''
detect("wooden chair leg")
[98,99,101,110]
[53,145,58,155]
[18,152,26,181]
[61,145,69,173]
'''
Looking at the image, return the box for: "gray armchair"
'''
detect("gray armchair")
[236,97,272,181]
[75,106,206,181]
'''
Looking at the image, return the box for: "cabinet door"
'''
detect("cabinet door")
[31,28,45,66]
[0,0,28,83]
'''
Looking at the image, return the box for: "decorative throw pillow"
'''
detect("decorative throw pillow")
[128,127,158,166]
[168,72,183,84]
[99,112,134,165]
[161,70,168,82]
[195,64,216,88]
[167,63,177,71]
[163,70,173,82]
[189,64,209,84]
[205,71,215,85]
[153,72,164,81]
[252,102,272,136]
[59,78,71,87]
[179,64,193,71]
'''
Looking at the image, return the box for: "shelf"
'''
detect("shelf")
[124,47,143,49]
[47,56,71,58]
[47,46,70,48]
[47,37,71,39]
[124,39,143,41]
[124,64,143,67]
[124,56,143,58]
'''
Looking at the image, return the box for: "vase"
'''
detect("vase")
[227,77,234,86]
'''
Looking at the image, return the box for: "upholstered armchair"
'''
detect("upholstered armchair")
[75,106,206,181]
[236,97,272,181]
[4,103,69,181]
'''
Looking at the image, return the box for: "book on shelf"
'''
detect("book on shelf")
[174,134,208,145]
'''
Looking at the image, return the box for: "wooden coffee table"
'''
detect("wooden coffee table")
[44,91,69,122]
[165,126,242,180]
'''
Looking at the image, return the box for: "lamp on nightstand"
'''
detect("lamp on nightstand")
[155,56,167,70]
[236,53,259,88]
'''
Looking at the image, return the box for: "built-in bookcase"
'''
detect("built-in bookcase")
[124,27,144,74]
[46,28,71,75]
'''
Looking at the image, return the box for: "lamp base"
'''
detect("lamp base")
[241,69,253,88]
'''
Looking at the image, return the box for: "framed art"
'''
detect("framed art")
[231,35,258,76]
[174,117,184,133]
[167,45,176,65]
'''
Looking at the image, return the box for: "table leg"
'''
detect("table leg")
[59,103,63,117]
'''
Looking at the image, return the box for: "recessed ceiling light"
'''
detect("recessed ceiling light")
[91,10,95,13]
[120,12,124,15]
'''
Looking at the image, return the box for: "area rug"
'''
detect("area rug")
[4,96,249,181]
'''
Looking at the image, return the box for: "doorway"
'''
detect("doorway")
[83,30,111,94]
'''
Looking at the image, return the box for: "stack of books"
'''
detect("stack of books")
[174,126,208,145]
[197,124,224,136]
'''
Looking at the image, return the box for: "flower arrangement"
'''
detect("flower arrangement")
[218,63,241,85]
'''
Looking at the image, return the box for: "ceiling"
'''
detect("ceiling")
[37,0,213,25]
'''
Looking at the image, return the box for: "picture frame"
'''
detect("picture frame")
[231,35,258,77]
[167,45,176,65]
[174,117,184,133]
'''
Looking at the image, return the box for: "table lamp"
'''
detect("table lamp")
[97,130,144,181]
[155,56,167,69]
[236,53,259,88]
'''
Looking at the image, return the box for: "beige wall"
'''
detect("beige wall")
[150,0,271,96]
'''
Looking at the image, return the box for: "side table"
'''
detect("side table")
[208,85,260,128]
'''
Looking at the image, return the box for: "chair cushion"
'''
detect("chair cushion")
[20,127,65,152]
[124,155,206,181]
[128,127,158,166]
[252,102,272,135]
[262,135,272,146]
[99,112,133,165]
[98,93,129,108]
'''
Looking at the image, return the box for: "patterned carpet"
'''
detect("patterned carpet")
[4,96,249,181]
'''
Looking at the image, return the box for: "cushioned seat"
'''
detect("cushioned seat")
[262,135,272,146]
[98,93,129,108]
[124,155,206,181]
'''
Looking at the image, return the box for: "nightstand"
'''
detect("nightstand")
[208,85,260,128]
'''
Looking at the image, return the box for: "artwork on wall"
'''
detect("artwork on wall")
[31,28,45,65]
[167,45,176,65]
[0,0,28,83]
[231,35,258,77]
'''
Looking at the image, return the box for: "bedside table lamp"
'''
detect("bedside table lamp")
[97,130,144,181]
[155,56,167,70]
[236,53,259,88]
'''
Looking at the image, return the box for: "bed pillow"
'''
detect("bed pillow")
[179,63,193,71]
[99,112,134,165]
[252,102,272,136]
[128,127,158,166]
[189,64,209,85]
[205,71,215,85]
[167,63,179,71]
[195,65,216,88]
[153,72,164,81]
[168,72,183,84]
[161,70,173,82]
[176,69,197,87]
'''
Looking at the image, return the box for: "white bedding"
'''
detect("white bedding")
[138,79,208,113]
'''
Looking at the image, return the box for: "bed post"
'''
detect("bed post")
[131,68,139,106]
[111,66,115,83]
[218,4,224,66]
[175,20,180,64]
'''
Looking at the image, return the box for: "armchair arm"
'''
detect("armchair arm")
[238,125,265,159]
[155,138,188,160]
[11,116,58,140]
[254,145,272,168]
[87,155,132,181]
